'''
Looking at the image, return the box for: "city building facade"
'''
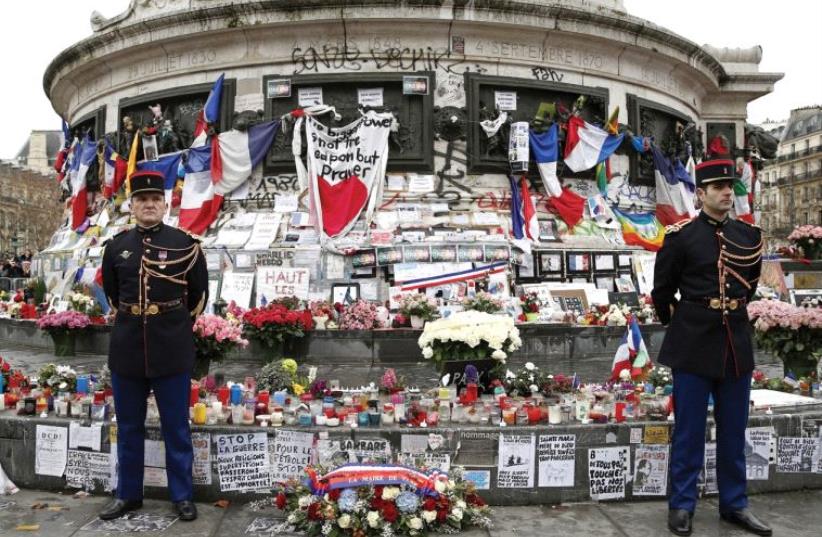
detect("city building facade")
[0,162,63,254]
[759,106,822,246]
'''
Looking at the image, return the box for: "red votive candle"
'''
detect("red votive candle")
[217,386,230,406]
[190,384,199,407]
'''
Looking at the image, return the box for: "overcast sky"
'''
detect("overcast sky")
[0,0,819,159]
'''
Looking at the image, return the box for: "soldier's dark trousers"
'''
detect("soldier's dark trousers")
[670,359,751,513]
[112,371,193,502]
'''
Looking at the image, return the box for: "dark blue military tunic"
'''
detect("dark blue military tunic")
[102,222,208,378]
[652,211,762,378]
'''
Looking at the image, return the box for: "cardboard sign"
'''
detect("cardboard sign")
[256,266,310,304]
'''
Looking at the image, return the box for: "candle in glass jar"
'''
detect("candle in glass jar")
[217,386,230,406]
[548,404,562,424]
[190,385,200,407]
[193,403,207,425]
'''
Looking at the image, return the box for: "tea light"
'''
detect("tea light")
[256,414,271,427]
[326,417,340,427]
[315,414,327,426]
[548,404,562,425]
[502,407,517,425]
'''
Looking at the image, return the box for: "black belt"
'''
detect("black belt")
[681,297,747,311]
[119,299,184,316]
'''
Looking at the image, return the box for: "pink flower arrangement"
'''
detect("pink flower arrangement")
[193,314,249,346]
[338,299,381,330]
[747,299,822,331]
[192,314,249,370]
[747,299,822,378]
[36,311,91,332]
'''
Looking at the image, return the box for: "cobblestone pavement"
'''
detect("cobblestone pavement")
[0,488,819,536]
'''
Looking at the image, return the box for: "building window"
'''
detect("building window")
[263,72,434,173]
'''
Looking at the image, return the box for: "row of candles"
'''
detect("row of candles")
[0,375,673,427]
[185,380,673,428]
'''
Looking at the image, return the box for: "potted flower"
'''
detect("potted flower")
[338,299,381,330]
[462,291,504,314]
[255,359,301,394]
[37,363,78,393]
[747,299,822,378]
[192,314,249,379]
[396,293,438,329]
[519,292,541,322]
[308,300,334,330]
[787,224,822,261]
[380,367,406,394]
[243,303,313,362]
[36,311,91,356]
[419,310,522,386]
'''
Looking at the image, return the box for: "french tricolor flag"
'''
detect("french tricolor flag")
[178,120,279,235]
[508,175,539,244]
[211,119,279,196]
[530,125,586,229]
[563,115,624,173]
[179,143,216,235]
[192,73,225,146]
[102,143,127,199]
[651,146,696,226]
[610,317,652,381]
[69,135,97,230]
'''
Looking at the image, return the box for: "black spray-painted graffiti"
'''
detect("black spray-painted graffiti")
[292,46,473,74]
[531,66,564,82]
[225,175,301,209]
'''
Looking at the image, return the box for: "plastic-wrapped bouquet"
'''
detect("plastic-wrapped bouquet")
[338,299,381,330]
[37,363,78,392]
[418,310,521,367]
[462,291,504,314]
[396,293,439,321]
[242,303,313,359]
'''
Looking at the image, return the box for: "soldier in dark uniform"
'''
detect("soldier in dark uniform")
[99,170,208,522]
[653,159,770,536]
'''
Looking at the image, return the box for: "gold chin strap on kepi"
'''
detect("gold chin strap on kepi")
[139,239,202,314]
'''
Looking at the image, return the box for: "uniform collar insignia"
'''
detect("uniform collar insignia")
[699,211,728,227]
[137,223,162,234]
[120,250,132,259]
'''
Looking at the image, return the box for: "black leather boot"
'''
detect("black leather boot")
[667,509,693,536]
[98,499,143,520]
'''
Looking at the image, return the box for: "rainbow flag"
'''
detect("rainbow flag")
[612,207,665,252]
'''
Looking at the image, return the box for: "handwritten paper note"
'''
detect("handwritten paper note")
[537,434,575,488]
[270,430,314,484]
[256,267,310,304]
[244,213,282,251]
[65,450,112,491]
[35,425,68,477]
[776,437,819,473]
[497,434,535,488]
[588,446,629,500]
[69,422,102,451]
[219,272,254,308]
[216,433,270,492]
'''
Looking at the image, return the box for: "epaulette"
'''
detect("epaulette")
[736,219,761,230]
[102,227,130,246]
[166,225,202,243]
[665,218,693,234]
